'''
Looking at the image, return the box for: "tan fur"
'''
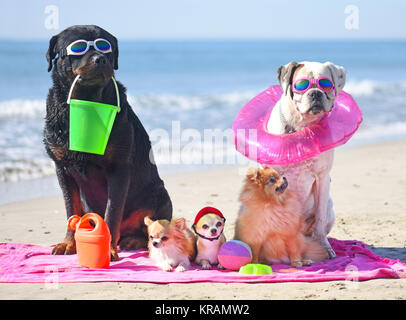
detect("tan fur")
[144,217,196,271]
[50,146,66,161]
[235,168,328,267]
[194,214,226,269]
[120,209,152,238]
[169,219,196,259]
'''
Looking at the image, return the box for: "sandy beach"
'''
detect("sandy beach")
[0,140,405,300]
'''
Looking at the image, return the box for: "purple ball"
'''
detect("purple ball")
[218,240,252,270]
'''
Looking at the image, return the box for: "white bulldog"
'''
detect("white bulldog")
[266,61,346,259]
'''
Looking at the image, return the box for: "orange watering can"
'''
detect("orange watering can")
[68,213,111,268]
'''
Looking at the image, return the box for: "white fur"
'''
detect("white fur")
[265,61,346,258]
[270,151,336,257]
[150,244,190,272]
[193,214,226,269]
[195,238,222,265]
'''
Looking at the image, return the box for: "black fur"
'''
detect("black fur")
[44,25,172,260]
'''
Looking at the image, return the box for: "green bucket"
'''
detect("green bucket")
[68,76,120,155]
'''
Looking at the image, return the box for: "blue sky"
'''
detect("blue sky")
[0,0,405,40]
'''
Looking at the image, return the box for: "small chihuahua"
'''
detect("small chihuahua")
[144,217,196,272]
[192,207,226,270]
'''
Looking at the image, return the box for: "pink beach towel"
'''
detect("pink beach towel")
[0,238,405,284]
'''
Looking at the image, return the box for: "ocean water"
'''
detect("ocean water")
[0,40,406,203]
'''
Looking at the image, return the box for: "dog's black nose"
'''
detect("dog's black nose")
[308,90,324,100]
[92,55,107,65]
[210,228,217,235]
[275,177,288,193]
[152,241,159,247]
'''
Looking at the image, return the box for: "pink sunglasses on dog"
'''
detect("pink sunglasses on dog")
[292,77,335,94]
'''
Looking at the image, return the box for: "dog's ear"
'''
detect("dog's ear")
[247,167,259,181]
[111,35,119,70]
[325,62,346,95]
[277,61,303,98]
[46,35,59,72]
[144,216,153,227]
[173,218,186,231]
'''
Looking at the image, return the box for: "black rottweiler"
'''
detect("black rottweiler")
[44,25,172,260]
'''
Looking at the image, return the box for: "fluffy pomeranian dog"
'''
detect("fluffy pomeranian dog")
[144,217,196,272]
[234,167,328,267]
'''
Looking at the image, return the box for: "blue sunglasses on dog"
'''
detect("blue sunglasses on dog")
[66,38,112,56]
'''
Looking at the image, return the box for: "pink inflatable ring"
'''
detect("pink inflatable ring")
[232,85,362,165]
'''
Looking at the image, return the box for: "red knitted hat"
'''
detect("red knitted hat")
[193,206,225,226]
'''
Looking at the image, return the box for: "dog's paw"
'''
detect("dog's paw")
[327,248,336,259]
[110,247,119,261]
[160,264,173,272]
[51,241,76,255]
[201,261,212,270]
[302,259,313,266]
[217,263,225,270]
[291,260,303,268]
[315,236,336,259]
[175,265,187,272]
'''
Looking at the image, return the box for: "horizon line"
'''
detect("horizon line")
[1,36,406,42]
